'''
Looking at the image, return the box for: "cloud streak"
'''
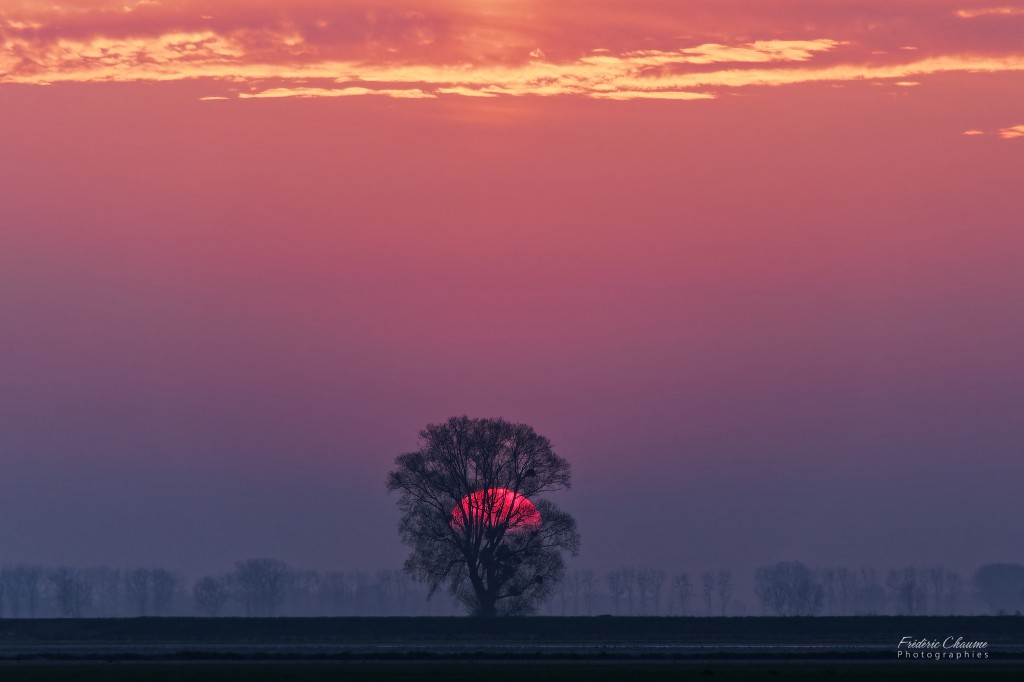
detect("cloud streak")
[2,1,1024,101]
[961,124,1024,139]
[238,86,436,100]
[956,7,1024,19]
[999,124,1024,139]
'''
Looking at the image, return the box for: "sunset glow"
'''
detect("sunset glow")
[451,489,541,533]
[1,0,1022,581]
[2,1,1024,103]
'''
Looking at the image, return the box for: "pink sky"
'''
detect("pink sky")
[1,1,1022,578]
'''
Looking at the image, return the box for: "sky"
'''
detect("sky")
[1,0,1023,581]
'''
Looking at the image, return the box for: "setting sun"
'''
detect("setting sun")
[451,488,542,532]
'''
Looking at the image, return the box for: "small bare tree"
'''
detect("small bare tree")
[558,574,571,615]
[972,564,1024,614]
[90,567,121,617]
[945,571,964,614]
[887,567,926,615]
[230,558,293,617]
[701,571,715,616]
[322,572,347,615]
[926,566,948,615]
[23,566,41,617]
[857,568,885,615]
[834,567,855,615]
[621,568,636,615]
[124,569,150,616]
[376,570,397,615]
[923,566,963,615]
[193,576,230,616]
[2,566,42,618]
[570,570,583,615]
[606,570,625,615]
[818,567,837,615]
[635,569,650,615]
[150,568,180,615]
[578,570,595,615]
[754,562,824,616]
[671,573,692,615]
[294,570,323,615]
[1,568,14,617]
[50,568,92,618]
[715,570,732,616]
[648,569,666,615]
[391,570,413,614]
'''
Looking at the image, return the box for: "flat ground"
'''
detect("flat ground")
[1,617,1021,680]
[1,662,1021,682]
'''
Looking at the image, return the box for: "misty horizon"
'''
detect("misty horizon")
[2,0,1022,628]
[5,557,1021,619]
[2,410,1017,580]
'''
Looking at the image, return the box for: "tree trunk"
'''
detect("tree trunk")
[475,598,497,617]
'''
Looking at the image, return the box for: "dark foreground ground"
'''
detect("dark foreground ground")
[2,617,1022,680]
[2,662,1023,682]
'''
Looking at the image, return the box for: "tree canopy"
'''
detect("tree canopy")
[387,416,580,616]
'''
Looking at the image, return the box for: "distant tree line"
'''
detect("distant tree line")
[0,561,462,618]
[546,563,1020,616]
[0,560,1020,617]
[0,565,182,618]
[189,559,462,617]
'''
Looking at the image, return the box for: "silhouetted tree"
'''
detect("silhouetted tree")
[1,566,42,617]
[819,567,837,615]
[578,569,595,615]
[887,567,926,615]
[150,568,180,615]
[49,568,92,618]
[636,568,665,615]
[823,566,885,615]
[973,564,1024,615]
[193,576,230,616]
[348,571,371,615]
[754,561,823,616]
[90,567,121,617]
[715,569,732,616]
[375,569,414,615]
[556,572,571,614]
[925,566,963,615]
[294,570,323,615]
[945,571,964,614]
[671,573,692,615]
[230,558,292,616]
[606,570,625,614]
[834,567,855,614]
[570,570,585,615]
[387,416,580,617]
[701,571,715,615]
[635,569,650,614]
[856,568,885,615]
[621,568,636,615]
[322,571,348,615]
[124,568,150,616]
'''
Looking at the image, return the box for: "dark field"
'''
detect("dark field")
[2,663,1022,682]
[2,617,1022,680]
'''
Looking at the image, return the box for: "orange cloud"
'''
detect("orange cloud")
[999,124,1024,139]
[2,1,1023,102]
[960,125,1024,139]
[956,7,1024,19]
[238,86,436,99]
